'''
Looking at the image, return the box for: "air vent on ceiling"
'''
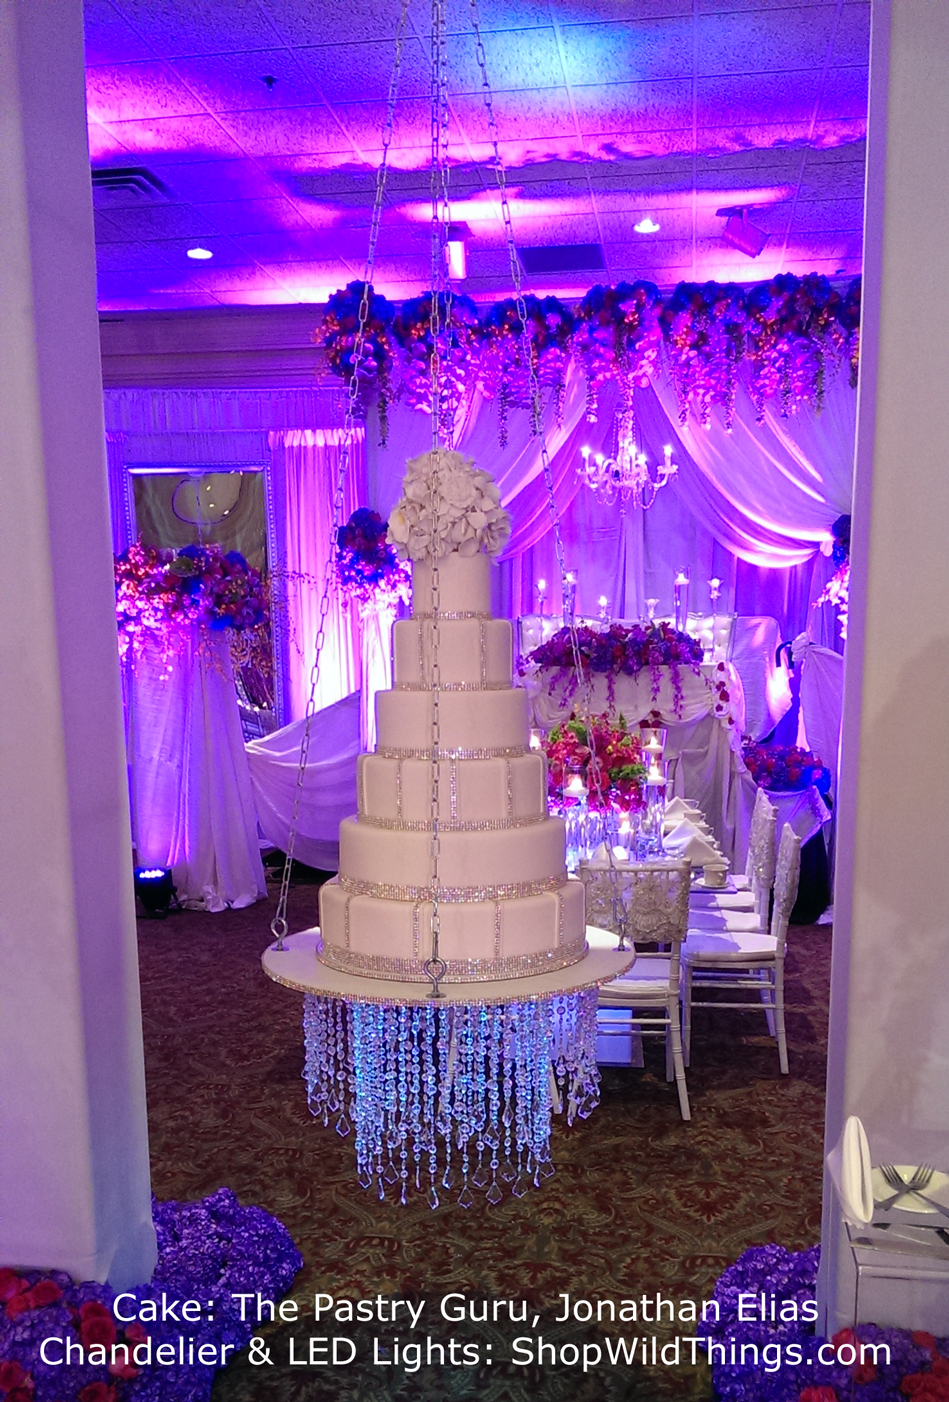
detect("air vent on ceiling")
[518,243,605,275]
[91,166,170,198]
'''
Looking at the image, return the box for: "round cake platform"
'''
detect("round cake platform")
[262,928,634,1007]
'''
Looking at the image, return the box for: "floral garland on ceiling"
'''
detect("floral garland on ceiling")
[391,290,483,425]
[479,295,575,445]
[317,273,863,439]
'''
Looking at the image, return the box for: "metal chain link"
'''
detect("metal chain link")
[271,0,411,950]
[468,0,623,896]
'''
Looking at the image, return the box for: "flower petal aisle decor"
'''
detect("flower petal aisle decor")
[0,1190,301,1402]
[336,507,411,749]
[700,1244,949,1402]
[520,622,704,715]
[317,280,398,444]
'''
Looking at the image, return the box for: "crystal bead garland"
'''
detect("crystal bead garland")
[302,991,600,1206]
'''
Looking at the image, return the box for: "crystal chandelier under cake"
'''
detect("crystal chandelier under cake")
[261,0,632,1207]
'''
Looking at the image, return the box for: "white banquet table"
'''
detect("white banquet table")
[524,663,756,868]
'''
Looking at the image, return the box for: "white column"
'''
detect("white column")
[0,0,156,1285]
[820,0,949,1333]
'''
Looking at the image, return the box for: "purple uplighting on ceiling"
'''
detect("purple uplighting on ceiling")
[84,0,870,311]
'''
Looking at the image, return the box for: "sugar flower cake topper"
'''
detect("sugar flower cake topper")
[387,448,512,561]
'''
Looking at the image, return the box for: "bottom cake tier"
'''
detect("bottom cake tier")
[318,875,586,983]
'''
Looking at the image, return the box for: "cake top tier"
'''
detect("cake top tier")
[387,448,511,564]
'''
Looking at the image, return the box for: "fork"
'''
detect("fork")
[878,1163,949,1222]
[877,1163,934,1212]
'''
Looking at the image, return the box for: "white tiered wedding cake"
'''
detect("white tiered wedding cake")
[318,450,586,983]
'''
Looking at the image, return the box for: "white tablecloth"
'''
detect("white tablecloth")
[129,627,267,911]
[730,616,793,742]
[524,663,756,868]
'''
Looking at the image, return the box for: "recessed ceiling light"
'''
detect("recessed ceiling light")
[187,247,213,260]
[634,215,661,234]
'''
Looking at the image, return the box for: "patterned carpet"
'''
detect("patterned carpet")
[137,877,830,1402]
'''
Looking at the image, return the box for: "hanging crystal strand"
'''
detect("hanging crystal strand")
[500,1008,515,1182]
[421,1005,439,1208]
[334,999,350,1136]
[397,1006,410,1203]
[270,0,411,954]
[485,1007,503,1204]
[382,1006,399,1188]
[409,1006,423,1190]
[471,1006,489,1189]
[438,1011,454,1189]
[532,1004,555,1185]
[457,1009,474,1208]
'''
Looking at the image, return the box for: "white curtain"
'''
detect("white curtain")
[128,628,267,910]
[269,428,366,720]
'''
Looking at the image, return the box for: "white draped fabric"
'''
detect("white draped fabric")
[525,665,755,867]
[128,627,267,910]
[358,603,396,752]
[246,690,360,871]
[268,428,366,720]
[730,616,793,741]
[798,643,845,793]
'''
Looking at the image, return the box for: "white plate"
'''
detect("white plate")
[871,1164,949,1213]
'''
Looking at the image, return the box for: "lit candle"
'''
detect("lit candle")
[529,729,543,751]
[708,577,723,605]
[564,775,587,799]
[673,567,690,632]
[563,569,578,626]
[536,577,547,614]
[598,594,609,624]
[646,597,659,623]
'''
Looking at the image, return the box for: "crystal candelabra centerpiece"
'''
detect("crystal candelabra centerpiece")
[578,410,678,509]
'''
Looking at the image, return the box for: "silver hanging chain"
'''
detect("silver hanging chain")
[468,0,622,891]
[270,0,411,950]
[422,0,451,997]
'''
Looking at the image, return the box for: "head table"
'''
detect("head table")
[522,661,756,869]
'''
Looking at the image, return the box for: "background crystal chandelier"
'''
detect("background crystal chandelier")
[578,408,678,508]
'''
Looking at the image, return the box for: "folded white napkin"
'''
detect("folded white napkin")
[826,1115,873,1226]
[664,797,702,821]
[662,822,722,866]
[588,843,630,865]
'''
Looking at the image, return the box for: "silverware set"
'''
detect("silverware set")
[877,1163,949,1220]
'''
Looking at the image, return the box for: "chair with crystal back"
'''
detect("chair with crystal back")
[681,822,801,1074]
[581,858,693,1120]
[689,787,777,922]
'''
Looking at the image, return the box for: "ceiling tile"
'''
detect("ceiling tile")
[215,104,354,157]
[83,0,155,64]
[447,29,565,92]
[261,0,409,45]
[789,197,864,234]
[168,49,320,112]
[198,197,318,234]
[695,6,839,75]
[559,19,694,85]
[294,37,431,101]
[97,113,246,161]
[110,0,285,56]
[817,66,869,123]
[696,70,822,129]
[833,3,872,66]
[86,60,206,122]
[451,89,577,144]
[572,80,693,136]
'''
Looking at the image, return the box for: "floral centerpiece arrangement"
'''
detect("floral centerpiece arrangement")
[659,281,749,429]
[0,1188,301,1402]
[480,295,575,444]
[386,448,511,561]
[543,713,647,812]
[815,512,851,641]
[742,740,831,794]
[317,280,398,443]
[115,543,270,676]
[335,507,411,612]
[571,280,662,420]
[521,622,704,714]
[700,1243,949,1402]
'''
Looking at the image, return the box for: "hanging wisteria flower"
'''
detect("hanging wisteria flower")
[387,449,511,561]
[391,291,483,423]
[317,281,398,444]
[335,507,411,611]
[520,622,703,714]
[480,295,575,444]
[571,280,662,420]
[745,272,847,419]
[659,281,749,428]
